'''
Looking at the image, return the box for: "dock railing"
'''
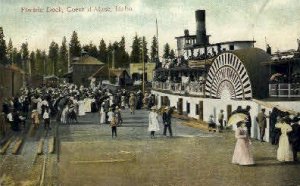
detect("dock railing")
[152,81,205,96]
[269,83,300,98]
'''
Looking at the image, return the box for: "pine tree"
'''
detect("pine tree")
[107,42,113,66]
[21,42,29,72]
[30,51,36,75]
[112,41,119,68]
[119,36,130,68]
[35,49,44,76]
[142,36,149,63]
[170,49,176,59]
[89,42,98,58]
[130,34,141,63]
[98,38,107,63]
[12,48,20,67]
[48,41,59,75]
[0,27,7,65]
[69,31,81,59]
[7,38,13,64]
[163,43,170,59]
[150,36,158,62]
[59,36,68,75]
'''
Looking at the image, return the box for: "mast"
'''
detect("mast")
[156,18,159,62]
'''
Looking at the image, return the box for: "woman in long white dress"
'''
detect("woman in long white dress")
[148,106,160,138]
[232,121,254,165]
[99,105,106,124]
[61,106,68,124]
[275,119,293,162]
[78,100,85,116]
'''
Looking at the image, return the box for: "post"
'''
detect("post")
[142,45,145,94]
[156,18,159,62]
[108,54,110,83]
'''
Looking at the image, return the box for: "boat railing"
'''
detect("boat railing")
[152,81,205,96]
[269,83,300,98]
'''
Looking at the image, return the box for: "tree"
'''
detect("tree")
[7,38,13,64]
[98,38,107,63]
[170,49,176,59]
[21,42,29,72]
[130,33,141,63]
[89,42,98,58]
[0,27,7,65]
[107,42,113,66]
[69,31,81,59]
[41,50,48,75]
[141,36,149,63]
[29,51,36,75]
[48,41,59,75]
[59,36,68,75]
[163,43,170,59]
[150,36,158,62]
[12,48,21,68]
[35,49,44,76]
[119,36,130,68]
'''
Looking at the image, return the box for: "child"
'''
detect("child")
[31,109,40,129]
[43,107,51,130]
[110,114,117,138]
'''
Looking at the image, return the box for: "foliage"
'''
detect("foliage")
[98,38,107,63]
[21,42,29,72]
[150,36,158,62]
[69,31,81,59]
[142,36,149,63]
[163,43,170,59]
[0,27,7,65]
[7,38,13,64]
[58,36,68,75]
[48,41,59,75]
[130,33,141,63]
[170,49,176,59]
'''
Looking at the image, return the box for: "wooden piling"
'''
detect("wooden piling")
[37,139,44,155]
[12,137,23,155]
[0,137,13,155]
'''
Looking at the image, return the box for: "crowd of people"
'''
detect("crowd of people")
[230,106,300,166]
[1,82,157,137]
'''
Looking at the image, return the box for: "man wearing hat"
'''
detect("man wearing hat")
[163,106,173,137]
[256,108,267,142]
[218,110,224,131]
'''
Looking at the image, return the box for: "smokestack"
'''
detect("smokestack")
[195,10,207,45]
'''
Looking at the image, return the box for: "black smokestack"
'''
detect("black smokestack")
[195,10,207,45]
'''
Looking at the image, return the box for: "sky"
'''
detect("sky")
[1,0,300,56]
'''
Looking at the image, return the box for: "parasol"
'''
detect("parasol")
[227,113,248,126]
[270,73,282,81]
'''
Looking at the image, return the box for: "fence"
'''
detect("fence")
[152,81,205,96]
[269,83,300,98]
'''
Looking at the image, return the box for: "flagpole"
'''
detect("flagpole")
[156,18,159,62]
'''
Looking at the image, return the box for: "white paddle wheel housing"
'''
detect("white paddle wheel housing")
[205,52,252,100]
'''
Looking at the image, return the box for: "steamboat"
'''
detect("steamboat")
[151,10,300,141]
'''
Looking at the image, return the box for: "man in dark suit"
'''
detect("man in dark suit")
[163,106,173,137]
[257,108,267,142]
[290,120,300,161]
[244,106,252,137]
